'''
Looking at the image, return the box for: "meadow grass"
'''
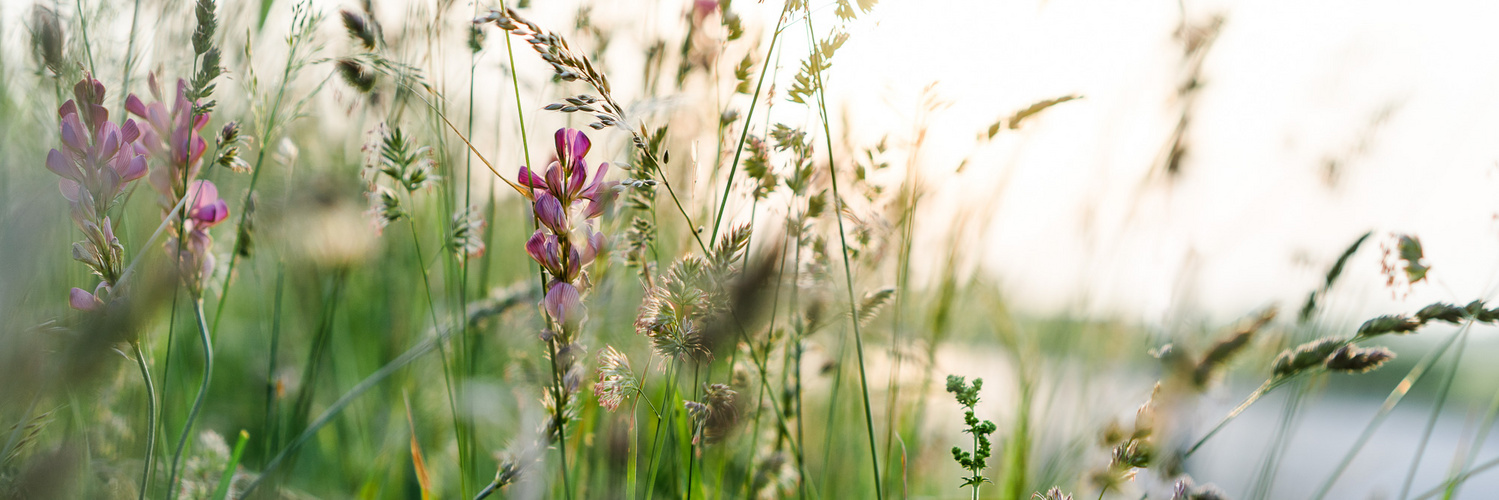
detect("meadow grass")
[2,1,1498,500]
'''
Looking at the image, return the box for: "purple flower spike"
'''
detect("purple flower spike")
[544,281,583,328]
[535,192,569,234]
[70,287,101,311]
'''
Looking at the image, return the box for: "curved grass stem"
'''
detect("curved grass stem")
[131,341,156,500]
[165,299,214,500]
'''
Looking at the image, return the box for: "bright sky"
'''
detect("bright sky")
[818,0,1499,324]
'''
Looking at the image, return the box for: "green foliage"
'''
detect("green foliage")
[946,375,998,493]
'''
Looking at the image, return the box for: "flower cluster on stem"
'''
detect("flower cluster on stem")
[127,74,228,294]
[521,128,613,436]
[44,75,150,309]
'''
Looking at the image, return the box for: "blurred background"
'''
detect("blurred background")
[4,0,1499,498]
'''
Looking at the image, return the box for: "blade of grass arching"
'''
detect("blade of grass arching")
[709,1,790,242]
[1441,373,1499,499]
[262,266,285,463]
[1398,328,1470,500]
[243,325,455,496]
[801,5,883,498]
[210,430,249,500]
[1311,324,1468,500]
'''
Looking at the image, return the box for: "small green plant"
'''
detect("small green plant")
[946,375,998,499]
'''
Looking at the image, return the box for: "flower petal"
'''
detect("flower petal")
[534,192,568,234]
[46,149,79,180]
[70,287,100,311]
[544,281,583,327]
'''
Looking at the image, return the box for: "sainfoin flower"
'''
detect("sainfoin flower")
[523,128,614,437]
[127,74,228,292]
[45,75,150,309]
[171,180,230,293]
[126,74,210,208]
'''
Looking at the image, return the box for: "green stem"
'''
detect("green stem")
[1311,324,1468,499]
[407,215,469,500]
[132,341,156,500]
[801,5,882,497]
[166,299,214,500]
[644,361,680,500]
[1184,379,1278,457]
[709,2,789,242]
[212,14,307,333]
[1398,329,1469,500]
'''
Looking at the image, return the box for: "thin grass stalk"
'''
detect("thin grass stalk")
[686,363,701,500]
[132,340,157,500]
[1311,324,1468,500]
[709,2,789,242]
[1441,376,1499,499]
[1185,379,1280,457]
[801,6,882,498]
[262,267,285,465]
[1398,329,1470,500]
[1246,379,1307,500]
[165,299,214,500]
[74,0,96,77]
[736,232,790,500]
[644,360,681,500]
[213,16,311,333]
[461,13,480,488]
[116,0,142,113]
[407,214,469,499]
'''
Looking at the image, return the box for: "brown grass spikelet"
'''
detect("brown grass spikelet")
[1355,314,1421,338]
[339,8,380,51]
[684,383,739,444]
[1192,308,1275,387]
[337,58,377,93]
[1324,345,1394,373]
[29,6,65,76]
[1271,337,1344,378]
[1415,302,1466,324]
